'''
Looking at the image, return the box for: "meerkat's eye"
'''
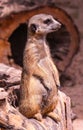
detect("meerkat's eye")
[44,19,52,25]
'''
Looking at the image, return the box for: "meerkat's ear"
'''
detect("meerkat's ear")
[29,24,37,33]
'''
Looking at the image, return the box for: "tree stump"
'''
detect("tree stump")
[0,63,72,130]
[0,2,79,73]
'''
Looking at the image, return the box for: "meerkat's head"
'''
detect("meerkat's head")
[28,14,61,35]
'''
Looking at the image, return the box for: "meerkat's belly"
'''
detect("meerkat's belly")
[19,75,48,117]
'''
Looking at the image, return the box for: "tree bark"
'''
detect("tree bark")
[0,63,72,130]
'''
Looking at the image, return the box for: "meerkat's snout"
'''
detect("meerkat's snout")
[51,18,61,31]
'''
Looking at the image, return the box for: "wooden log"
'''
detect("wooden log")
[0,39,11,65]
[0,6,79,72]
[0,63,72,130]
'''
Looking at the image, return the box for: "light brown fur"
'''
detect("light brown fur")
[19,14,61,121]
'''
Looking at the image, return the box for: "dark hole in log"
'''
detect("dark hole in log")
[8,23,27,66]
[8,23,70,68]
[47,24,70,64]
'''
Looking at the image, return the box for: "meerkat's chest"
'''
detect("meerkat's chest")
[37,43,48,59]
[27,41,49,58]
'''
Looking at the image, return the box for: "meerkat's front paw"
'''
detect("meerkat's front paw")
[34,113,43,121]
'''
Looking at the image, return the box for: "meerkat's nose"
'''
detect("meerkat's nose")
[58,22,61,28]
[53,19,61,29]
[56,21,61,28]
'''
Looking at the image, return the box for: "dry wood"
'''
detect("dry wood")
[0,63,72,130]
[0,0,79,71]
[0,0,79,73]
[0,6,79,72]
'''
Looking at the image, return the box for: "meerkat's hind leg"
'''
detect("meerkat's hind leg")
[47,112,61,122]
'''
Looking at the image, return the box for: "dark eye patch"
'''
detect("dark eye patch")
[44,19,52,25]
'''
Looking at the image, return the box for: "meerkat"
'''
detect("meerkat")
[19,14,61,122]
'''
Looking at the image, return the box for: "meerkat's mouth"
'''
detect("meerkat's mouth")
[51,27,60,32]
[51,23,61,32]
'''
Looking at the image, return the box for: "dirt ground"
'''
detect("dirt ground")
[56,0,83,129]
